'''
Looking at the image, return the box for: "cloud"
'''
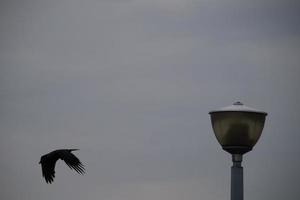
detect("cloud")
[1,0,300,200]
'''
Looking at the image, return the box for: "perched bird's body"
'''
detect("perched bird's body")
[39,149,85,183]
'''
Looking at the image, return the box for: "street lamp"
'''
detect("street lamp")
[209,102,267,200]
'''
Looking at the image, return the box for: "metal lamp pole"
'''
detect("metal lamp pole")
[209,102,267,200]
[231,154,243,200]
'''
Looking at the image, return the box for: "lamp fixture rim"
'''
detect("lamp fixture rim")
[209,101,268,115]
[209,110,268,115]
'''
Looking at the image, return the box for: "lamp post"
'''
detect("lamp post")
[209,102,267,200]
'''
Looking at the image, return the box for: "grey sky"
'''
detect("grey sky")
[1,0,300,199]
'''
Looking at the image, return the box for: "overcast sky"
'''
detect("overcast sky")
[1,0,300,199]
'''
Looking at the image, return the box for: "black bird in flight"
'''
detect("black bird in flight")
[39,149,85,183]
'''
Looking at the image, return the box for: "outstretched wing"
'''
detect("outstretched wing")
[40,156,57,184]
[60,151,85,174]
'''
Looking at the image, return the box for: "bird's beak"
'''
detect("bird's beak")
[39,161,41,164]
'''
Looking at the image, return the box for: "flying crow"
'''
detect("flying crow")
[39,149,85,183]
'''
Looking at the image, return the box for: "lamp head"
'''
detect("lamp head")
[209,102,267,154]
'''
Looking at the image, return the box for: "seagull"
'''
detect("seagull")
[39,149,85,183]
